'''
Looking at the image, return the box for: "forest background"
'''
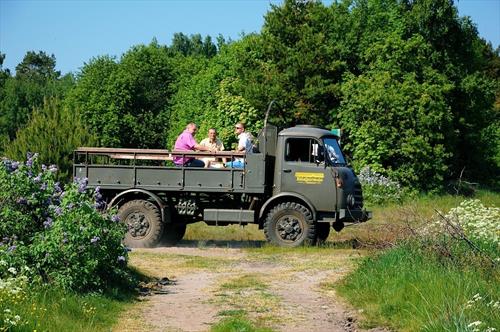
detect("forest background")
[1,0,499,192]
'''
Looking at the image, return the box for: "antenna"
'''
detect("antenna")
[264,100,277,128]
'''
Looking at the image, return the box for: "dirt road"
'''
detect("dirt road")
[114,242,386,332]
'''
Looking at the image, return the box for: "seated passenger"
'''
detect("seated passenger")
[173,123,213,167]
[225,122,253,168]
[199,128,225,168]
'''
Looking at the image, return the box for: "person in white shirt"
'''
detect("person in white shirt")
[225,122,253,168]
[199,128,225,167]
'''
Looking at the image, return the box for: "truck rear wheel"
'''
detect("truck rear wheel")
[118,199,163,248]
[161,224,186,246]
[264,202,316,247]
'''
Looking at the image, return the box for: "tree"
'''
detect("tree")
[0,51,73,147]
[4,97,96,180]
[67,41,175,148]
[15,51,60,81]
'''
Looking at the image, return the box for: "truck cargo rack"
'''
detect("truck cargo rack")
[72,147,266,193]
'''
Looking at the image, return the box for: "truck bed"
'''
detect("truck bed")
[73,147,267,194]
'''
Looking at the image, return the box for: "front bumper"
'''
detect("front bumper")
[339,208,372,223]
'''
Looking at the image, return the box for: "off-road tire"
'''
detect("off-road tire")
[264,202,316,247]
[161,224,187,246]
[118,199,163,248]
[316,223,331,243]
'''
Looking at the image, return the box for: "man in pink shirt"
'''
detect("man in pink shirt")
[173,123,212,167]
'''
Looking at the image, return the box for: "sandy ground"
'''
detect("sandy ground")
[114,245,389,332]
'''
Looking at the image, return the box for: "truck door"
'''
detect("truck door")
[279,137,336,212]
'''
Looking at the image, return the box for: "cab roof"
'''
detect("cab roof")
[278,125,339,139]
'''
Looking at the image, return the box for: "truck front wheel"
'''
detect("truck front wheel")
[316,223,330,243]
[264,202,316,247]
[118,199,163,248]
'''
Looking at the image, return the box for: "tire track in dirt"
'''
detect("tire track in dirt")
[141,271,220,332]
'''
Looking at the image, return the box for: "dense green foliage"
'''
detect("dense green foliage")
[3,98,96,180]
[0,51,74,147]
[1,0,499,190]
[0,155,129,293]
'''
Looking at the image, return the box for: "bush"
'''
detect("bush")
[358,166,412,206]
[443,199,500,246]
[0,154,129,293]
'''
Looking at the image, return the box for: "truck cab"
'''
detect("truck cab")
[257,125,370,246]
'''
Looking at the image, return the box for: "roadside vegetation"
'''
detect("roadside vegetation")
[0,155,134,330]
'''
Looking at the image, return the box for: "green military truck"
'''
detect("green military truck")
[73,124,371,248]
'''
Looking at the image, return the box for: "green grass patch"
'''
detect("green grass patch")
[211,315,275,332]
[2,285,134,331]
[131,251,234,271]
[220,274,268,291]
[332,242,500,331]
[185,222,265,241]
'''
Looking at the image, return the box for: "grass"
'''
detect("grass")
[128,250,237,277]
[211,274,282,331]
[2,285,135,332]
[185,222,265,242]
[331,242,500,331]
[211,313,274,332]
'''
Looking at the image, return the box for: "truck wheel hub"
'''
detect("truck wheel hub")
[277,216,301,241]
[126,212,150,238]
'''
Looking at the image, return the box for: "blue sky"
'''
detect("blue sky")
[1,0,499,75]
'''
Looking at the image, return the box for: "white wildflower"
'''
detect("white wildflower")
[468,321,482,328]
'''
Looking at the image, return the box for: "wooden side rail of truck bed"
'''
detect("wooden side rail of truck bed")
[74,147,245,162]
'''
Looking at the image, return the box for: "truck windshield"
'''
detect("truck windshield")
[323,137,346,165]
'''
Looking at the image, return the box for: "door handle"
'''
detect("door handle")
[283,169,292,173]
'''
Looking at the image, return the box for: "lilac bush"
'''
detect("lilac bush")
[0,154,128,292]
[358,166,410,205]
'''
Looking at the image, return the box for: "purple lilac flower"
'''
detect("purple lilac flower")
[43,217,53,229]
[7,245,16,252]
[90,236,100,244]
[40,182,47,191]
[94,201,106,210]
[77,177,88,193]
[54,207,63,216]
[117,256,126,263]
[49,165,58,172]
[16,197,28,205]
[67,203,74,210]
[26,159,33,167]
[95,186,101,193]
[33,174,42,183]
[54,182,62,193]
[11,161,19,171]
[42,164,47,171]
[111,215,120,223]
